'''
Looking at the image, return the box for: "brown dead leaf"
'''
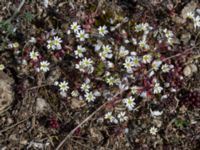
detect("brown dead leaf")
[70,98,86,109]
[90,127,104,144]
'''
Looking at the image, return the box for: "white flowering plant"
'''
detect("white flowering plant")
[1,0,200,149]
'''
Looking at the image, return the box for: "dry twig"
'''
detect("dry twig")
[55,88,125,150]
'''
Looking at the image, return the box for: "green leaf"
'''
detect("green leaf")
[174,118,189,128]
[24,12,35,22]
[96,61,105,76]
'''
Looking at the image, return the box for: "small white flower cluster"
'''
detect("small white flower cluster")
[81,80,91,92]
[135,23,152,34]
[80,79,96,102]
[104,111,128,123]
[105,76,119,86]
[22,14,190,133]
[163,29,174,45]
[186,11,200,28]
[135,23,152,49]
[47,36,62,50]
[75,58,94,74]
[149,61,174,77]
[8,42,19,49]
[55,81,69,96]
[153,82,163,94]
[161,64,174,73]
[123,56,140,73]
[70,22,89,41]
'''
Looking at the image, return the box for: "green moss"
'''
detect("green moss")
[96,61,105,76]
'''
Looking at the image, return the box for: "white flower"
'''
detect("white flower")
[81,82,90,92]
[123,56,140,72]
[161,64,173,72]
[76,30,89,41]
[132,38,137,45]
[135,23,150,32]
[150,126,158,135]
[124,39,130,43]
[60,91,67,97]
[47,36,62,50]
[0,64,5,70]
[99,51,113,60]
[152,60,162,71]
[8,42,19,48]
[102,45,112,53]
[132,56,140,67]
[53,36,62,50]
[85,92,96,102]
[150,109,163,117]
[98,25,108,36]
[117,112,128,122]
[94,90,101,97]
[139,40,149,49]
[140,91,148,98]
[105,112,113,120]
[131,86,140,95]
[163,29,174,45]
[99,45,112,60]
[30,51,39,61]
[107,61,114,68]
[123,58,134,72]
[29,37,36,43]
[47,39,55,50]
[76,58,94,73]
[54,81,59,86]
[167,37,173,45]
[153,83,163,94]
[123,96,136,111]
[70,22,81,33]
[40,61,50,72]
[186,12,195,20]
[194,16,200,28]
[58,81,69,92]
[142,54,152,64]
[94,44,102,51]
[105,112,118,123]
[106,76,118,86]
[43,0,49,8]
[118,46,129,58]
[75,45,86,58]
[163,29,174,38]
